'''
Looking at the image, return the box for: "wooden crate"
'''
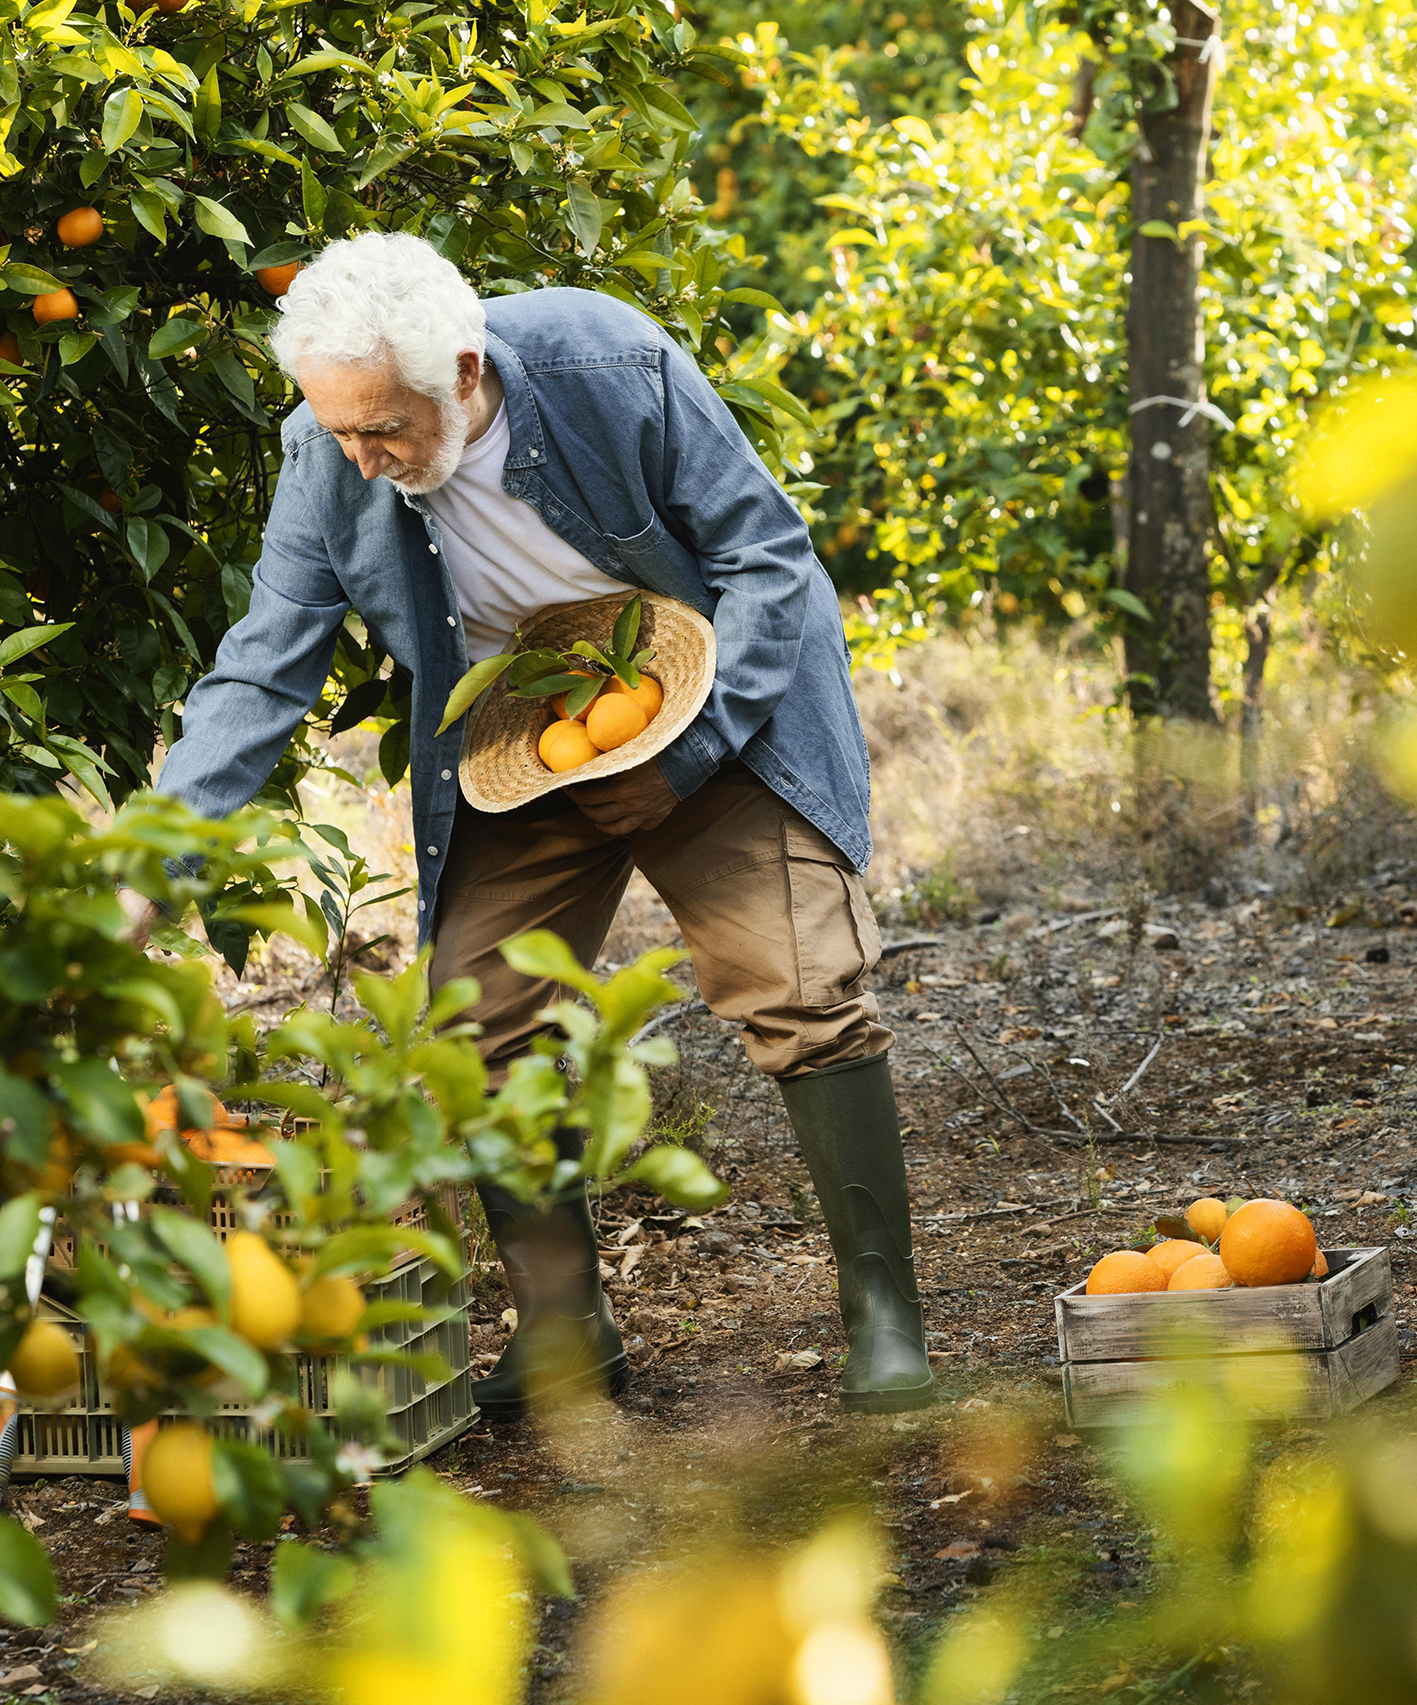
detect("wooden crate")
[1055,1247,1402,1428]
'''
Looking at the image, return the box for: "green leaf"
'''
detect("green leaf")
[286,101,345,153]
[623,1144,729,1211]
[720,287,786,313]
[226,901,327,958]
[0,623,72,669]
[565,675,605,718]
[379,718,411,788]
[526,100,591,131]
[300,155,327,230]
[270,1541,357,1632]
[565,181,603,257]
[101,86,143,153]
[1103,588,1152,622]
[212,1439,285,1540]
[194,62,221,141]
[150,1205,231,1317]
[1138,219,1179,242]
[640,81,697,132]
[192,195,252,246]
[1152,1215,1203,1243]
[125,517,170,580]
[437,653,514,735]
[149,317,206,361]
[0,1194,42,1279]
[500,1511,575,1598]
[182,1325,269,1396]
[209,347,255,408]
[0,263,63,296]
[48,1058,144,1147]
[0,1518,57,1625]
[610,593,642,660]
[499,930,598,995]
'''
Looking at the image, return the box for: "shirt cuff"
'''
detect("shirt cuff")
[656,721,726,802]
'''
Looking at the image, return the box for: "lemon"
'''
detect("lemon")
[226,1231,301,1351]
[7,1321,80,1398]
[299,1275,366,1342]
[142,1423,219,1544]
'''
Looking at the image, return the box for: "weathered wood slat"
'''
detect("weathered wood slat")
[1063,1313,1400,1428]
[1055,1248,1390,1362]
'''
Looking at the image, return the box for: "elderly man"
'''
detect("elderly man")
[122,232,933,1417]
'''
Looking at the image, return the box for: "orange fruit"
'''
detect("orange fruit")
[1185,1197,1229,1242]
[538,719,598,773]
[256,262,301,297]
[153,0,189,10]
[183,1125,276,1166]
[1146,1239,1205,1281]
[1085,1251,1169,1296]
[0,331,24,368]
[586,693,648,752]
[56,207,103,248]
[1168,1251,1233,1291]
[33,289,79,325]
[1218,1199,1317,1288]
[608,672,663,723]
[552,669,598,722]
[143,1084,228,1141]
[1311,1249,1329,1281]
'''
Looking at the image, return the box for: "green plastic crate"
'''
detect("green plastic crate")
[11,1246,476,1480]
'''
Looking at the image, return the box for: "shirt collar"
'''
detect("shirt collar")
[484,329,546,472]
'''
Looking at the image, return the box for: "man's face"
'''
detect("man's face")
[299,357,473,493]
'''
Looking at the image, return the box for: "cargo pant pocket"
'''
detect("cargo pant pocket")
[783,816,881,1006]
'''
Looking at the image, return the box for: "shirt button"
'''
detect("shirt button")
[428,543,438,554]
[427,845,439,856]
[441,769,452,780]
[418,899,426,911]
[446,615,456,627]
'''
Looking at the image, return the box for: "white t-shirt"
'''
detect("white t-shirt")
[425,402,623,662]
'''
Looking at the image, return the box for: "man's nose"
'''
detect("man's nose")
[349,440,390,480]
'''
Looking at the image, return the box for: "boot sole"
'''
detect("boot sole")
[473,1353,631,1423]
[840,1379,937,1416]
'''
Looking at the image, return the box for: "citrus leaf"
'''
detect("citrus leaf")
[100,86,142,153]
[610,593,642,659]
[192,195,252,246]
[286,101,344,154]
[565,180,602,256]
[0,1518,57,1625]
[1152,1215,1202,1243]
[437,652,514,734]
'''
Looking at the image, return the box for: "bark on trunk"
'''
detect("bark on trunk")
[1240,575,1278,822]
[1122,1,1221,723]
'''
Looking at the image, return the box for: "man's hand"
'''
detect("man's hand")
[569,759,679,837]
[117,888,163,953]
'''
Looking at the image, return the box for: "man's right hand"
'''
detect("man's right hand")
[117,889,163,953]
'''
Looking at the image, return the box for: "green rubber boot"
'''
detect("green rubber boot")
[779,1053,935,1414]
[471,1131,628,1422]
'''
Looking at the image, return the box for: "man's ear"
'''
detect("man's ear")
[454,349,482,404]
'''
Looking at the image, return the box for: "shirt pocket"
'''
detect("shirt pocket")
[782,815,882,1006]
[604,513,670,559]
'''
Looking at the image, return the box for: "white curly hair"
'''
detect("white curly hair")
[269,231,487,401]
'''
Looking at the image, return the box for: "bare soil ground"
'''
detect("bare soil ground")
[6,865,1417,1701]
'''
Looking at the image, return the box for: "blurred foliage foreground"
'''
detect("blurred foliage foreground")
[0,789,725,1638]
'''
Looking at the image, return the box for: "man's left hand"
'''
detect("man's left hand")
[568,759,679,837]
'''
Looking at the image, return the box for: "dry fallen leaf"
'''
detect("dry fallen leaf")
[616,1219,644,1248]
[934,1541,981,1561]
[774,1349,823,1373]
[620,1244,646,1279]
[929,1490,973,1508]
[1054,1433,1082,1449]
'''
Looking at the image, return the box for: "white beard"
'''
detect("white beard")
[383,400,470,495]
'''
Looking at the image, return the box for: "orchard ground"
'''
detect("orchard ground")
[10,623,1417,1701]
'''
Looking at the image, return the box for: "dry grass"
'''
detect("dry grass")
[857,611,1417,928]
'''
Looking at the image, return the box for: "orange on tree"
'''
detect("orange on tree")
[32,289,79,325]
[298,1275,366,1345]
[1168,1252,1233,1291]
[539,719,598,772]
[56,206,103,247]
[1085,1250,1169,1295]
[1147,1239,1205,1281]
[1218,1198,1317,1287]
[227,1230,302,1350]
[586,693,647,751]
[1185,1197,1229,1242]
[256,262,301,297]
[0,331,24,368]
[608,672,663,722]
[7,1320,80,1398]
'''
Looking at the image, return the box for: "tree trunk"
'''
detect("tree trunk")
[1122,2,1221,723]
[1240,574,1278,823]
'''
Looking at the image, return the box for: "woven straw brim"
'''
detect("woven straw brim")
[459,592,716,813]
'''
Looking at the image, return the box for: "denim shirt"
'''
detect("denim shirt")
[157,287,872,946]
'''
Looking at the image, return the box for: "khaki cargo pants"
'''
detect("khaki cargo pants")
[429,761,893,1081]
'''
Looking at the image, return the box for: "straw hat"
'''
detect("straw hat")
[458,591,716,814]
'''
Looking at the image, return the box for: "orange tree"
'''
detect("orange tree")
[0,789,719,1614]
[0,0,785,807]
